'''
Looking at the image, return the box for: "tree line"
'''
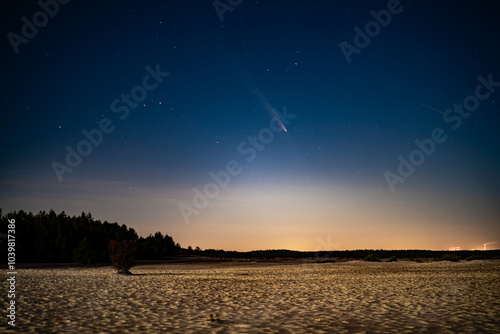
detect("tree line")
[180,248,499,261]
[0,209,181,263]
[2,209,498,265]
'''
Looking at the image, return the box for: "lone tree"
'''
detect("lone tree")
[108,239,138,275]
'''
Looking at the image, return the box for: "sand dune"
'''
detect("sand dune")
[2,260,499,333]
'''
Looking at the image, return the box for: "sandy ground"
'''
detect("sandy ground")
[1,260,499,333]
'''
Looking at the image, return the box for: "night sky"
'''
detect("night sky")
[1,0,499,251]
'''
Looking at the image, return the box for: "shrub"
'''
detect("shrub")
[108,239,138,274]
[364,253,380,262]
[389,255,397,262]
[206,314,221,322]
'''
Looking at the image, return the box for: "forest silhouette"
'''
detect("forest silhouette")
[1,209,498,264]
[1,209,180,264]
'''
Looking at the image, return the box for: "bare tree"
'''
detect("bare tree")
[108,239,138,274]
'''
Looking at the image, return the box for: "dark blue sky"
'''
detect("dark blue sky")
[1,0,499,251]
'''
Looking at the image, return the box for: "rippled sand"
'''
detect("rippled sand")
[2,260,499,333]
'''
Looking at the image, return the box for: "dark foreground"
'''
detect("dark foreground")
[2,260,499,333]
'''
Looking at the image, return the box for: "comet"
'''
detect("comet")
[254,89,288,132]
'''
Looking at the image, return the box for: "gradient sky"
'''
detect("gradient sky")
[1,1,499,251]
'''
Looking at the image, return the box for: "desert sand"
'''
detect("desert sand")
[1,260,499,333]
